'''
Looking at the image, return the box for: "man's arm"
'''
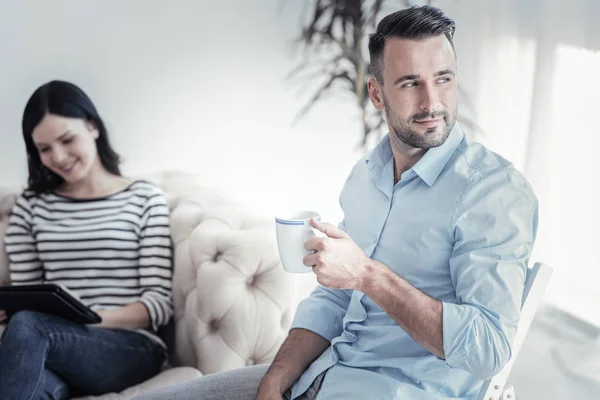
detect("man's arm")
[438,168,537,379]
[303,223,444,358]
[359,261,444,358]
[304,220,444,358]
[257,284,351,398]
[257,328,329,396]
[304,167,537,380]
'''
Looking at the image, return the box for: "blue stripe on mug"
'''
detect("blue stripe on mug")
[275,216,321,225]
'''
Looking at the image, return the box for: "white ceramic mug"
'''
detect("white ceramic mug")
[275,211,325,273]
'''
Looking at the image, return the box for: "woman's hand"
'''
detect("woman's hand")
[91,303,151,330]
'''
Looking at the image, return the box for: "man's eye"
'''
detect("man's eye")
[437,77,451,83]
[62,137,73,144]
[39,148,50,153]
[402,81,417,88]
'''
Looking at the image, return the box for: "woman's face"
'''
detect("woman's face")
[32,113,100,185]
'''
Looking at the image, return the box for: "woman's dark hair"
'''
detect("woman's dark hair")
[21,80,121,193]
[368,5,456,84]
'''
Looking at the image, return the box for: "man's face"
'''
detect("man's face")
[369,35,458,149]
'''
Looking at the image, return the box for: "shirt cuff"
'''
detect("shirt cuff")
[290,299,344,342]
[442,301,480,367]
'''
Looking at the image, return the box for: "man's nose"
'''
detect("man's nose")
[419,84,440,113]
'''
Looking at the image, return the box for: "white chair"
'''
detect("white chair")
[476,262,554,400]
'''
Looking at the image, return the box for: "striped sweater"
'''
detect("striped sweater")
[3,181,173,333]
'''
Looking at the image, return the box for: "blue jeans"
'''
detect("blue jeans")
[0,310,167,400]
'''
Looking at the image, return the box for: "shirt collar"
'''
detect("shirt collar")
[365,123,465,187]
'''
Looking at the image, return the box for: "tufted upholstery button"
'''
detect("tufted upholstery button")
[212,252,221,263]
[246,276,256,286]
[209,319,219,332]
[246,358,256,366]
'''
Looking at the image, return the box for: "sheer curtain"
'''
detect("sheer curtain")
[438,0,600,327]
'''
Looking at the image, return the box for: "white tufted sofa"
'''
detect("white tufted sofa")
[0,170,296,399]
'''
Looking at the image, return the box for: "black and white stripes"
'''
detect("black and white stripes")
[3,181,174,332]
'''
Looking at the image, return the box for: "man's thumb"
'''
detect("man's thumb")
[310,218,347,239]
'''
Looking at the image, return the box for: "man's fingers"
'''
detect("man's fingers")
[310,218,347,239]
[303,253,318,267]
[304,236,322,251]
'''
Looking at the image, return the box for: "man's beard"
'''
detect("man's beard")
[383,95,456,149]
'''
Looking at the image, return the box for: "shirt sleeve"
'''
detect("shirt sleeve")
[137,190,174,331]
[289,218,352,341]
[442,166,538,380]
[4,194,44,285]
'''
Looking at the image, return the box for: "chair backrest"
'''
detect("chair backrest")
[476,262,553,400]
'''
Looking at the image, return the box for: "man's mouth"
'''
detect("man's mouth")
[414,118,443,127]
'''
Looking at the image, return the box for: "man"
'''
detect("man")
[137,5,537,400]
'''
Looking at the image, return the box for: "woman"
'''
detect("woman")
[0,80,173,399]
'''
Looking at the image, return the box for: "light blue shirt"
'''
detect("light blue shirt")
[290,124,538,400]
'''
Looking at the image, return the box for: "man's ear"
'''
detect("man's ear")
[367,77,385,111]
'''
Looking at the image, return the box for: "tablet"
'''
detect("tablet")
[0,283,102,324]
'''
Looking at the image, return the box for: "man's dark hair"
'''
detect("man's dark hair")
[368,5,456,84]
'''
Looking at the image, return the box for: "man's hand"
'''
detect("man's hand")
[257,328,329,400]
[0,309,6,324]
[303,218,371,290]
[256,394,282,400]
[256,383,284,400]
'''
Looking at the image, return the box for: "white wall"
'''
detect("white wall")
[0,0,362,220]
